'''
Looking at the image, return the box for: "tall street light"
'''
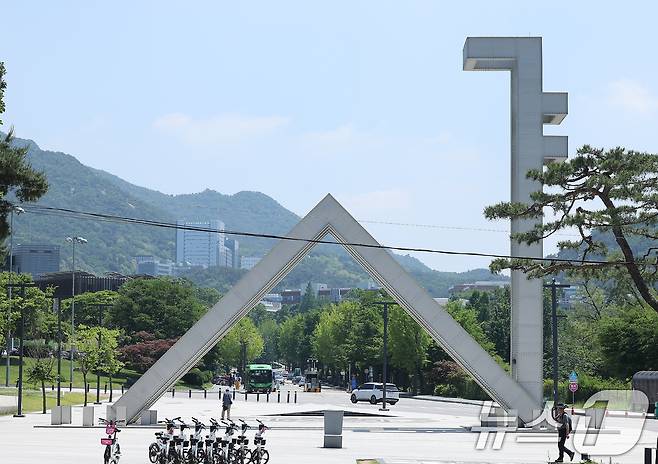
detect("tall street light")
[374,301,394,412]
[5,205,24,387]
[544,278,570,409]
[66,236,87,389]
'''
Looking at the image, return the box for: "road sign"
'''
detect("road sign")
[569,371,578,382]
[569,382,578,392]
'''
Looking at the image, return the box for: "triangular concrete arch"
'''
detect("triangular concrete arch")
[113,194,538,424]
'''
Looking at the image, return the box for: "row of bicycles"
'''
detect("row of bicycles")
[148,417,270,464]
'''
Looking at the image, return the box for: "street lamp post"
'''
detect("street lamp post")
[374,301,393,412]
[6,281,37,418]
[544,279,570,408]
[54,298,62,406]
[5,205,24,387]
[66,236,87,389]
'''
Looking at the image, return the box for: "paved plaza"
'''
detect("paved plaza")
[1,384,656,463]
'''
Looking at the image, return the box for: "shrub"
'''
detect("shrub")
[543,374,630,404]
[182,368,212,387]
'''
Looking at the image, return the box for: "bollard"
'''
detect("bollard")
[104,384,107,394]
[257,393,260,402]
[219,390,221,400]
[277,391,280,403]
[232,390,236,400]
[172,388,175,398]
[245,392,247,401]
[204,389,207,399]
[69,382,72,392]
[294,391,297,403]
[51,384,54,391]
[267,392,269,403]
[82,406,95,427]
[189,389,192,398]
[287,391,290,403]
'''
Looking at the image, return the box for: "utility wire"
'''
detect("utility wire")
[357,219,581,238]
[16,203,643,267]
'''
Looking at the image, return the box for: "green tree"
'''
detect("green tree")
[257,318,279,363]
[298,282,317,313]
[216,318,264,373]
[388,305,431,394]
[0,272,55,345]
[0,63,49,244]
[597,305,658,378]
[110,278,205,338]
[277,314,305,369]
[73,325,105,406]
[25,340,57,413]
[61,290,118,328]
[485,145,658,313]
[96,327,123,402]
[73,325,122,406]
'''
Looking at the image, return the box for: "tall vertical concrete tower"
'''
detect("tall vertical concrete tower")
[463,37,568,406]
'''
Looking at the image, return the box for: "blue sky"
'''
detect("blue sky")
[3,1,658,271]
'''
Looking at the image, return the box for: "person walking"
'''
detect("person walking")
[555,403,575,462]
[221,388,233,420]
[350,375,357,393]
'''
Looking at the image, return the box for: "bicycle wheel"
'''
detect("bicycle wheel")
[149,443,159,463]
[104,445,111,464]
[259,450,269,464]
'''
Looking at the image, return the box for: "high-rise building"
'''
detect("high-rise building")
[218,243,232,268]
[10,244,60,278]
[225,238,240,269]
[176,219,224,268]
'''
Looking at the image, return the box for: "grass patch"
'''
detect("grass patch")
[1,357,209,391]
[0,389,105,415]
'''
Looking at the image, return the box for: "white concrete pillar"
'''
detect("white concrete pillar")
[464,37,568,407]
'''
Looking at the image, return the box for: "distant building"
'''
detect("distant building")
[35,271,135,299]
[281,289,302,304]
[240,255,261,270]
[218,244,232,268]
[315,287,353,303]
[449,280,509,295]
[135,256,173,276]
[10,244,60,278]
[225,238,240,269]
[176,219,224,268]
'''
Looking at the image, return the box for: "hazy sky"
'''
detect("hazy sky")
[3,2,658,272]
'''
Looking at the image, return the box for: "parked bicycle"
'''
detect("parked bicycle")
[219,420,238,464]
[99,418,123,464]
[230,419,252,464]
[188,417,206,463]
[204,418,221,464]
[149,418,177,464]
[249,420,269,464]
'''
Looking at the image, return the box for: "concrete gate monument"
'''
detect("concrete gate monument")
[111,37,567,426]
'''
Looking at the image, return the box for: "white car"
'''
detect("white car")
[350,382,400,405]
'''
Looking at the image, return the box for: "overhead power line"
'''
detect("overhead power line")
[16,203,641,267]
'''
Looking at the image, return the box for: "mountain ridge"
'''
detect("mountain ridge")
[5,133,506,296]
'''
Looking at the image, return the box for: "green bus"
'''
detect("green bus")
[245,364,274,393]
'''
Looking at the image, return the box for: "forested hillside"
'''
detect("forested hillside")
[6,134,505,296]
